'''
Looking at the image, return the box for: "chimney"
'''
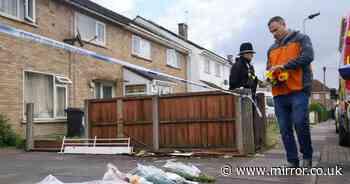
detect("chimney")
[227,55,234,63]
[178,23,188,39]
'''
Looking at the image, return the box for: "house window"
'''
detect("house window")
[75,12,106,45]
[0,0,35,22]
[167,49,181,68]
[125,84,147,96]
[313,94,320,100]
[204,59,210,74]
[24,72,70,119]
[56,85,67,118]
[215,63,222,77]
[326,93,330,99]
[132,35,151,60]
[158,86,172,95]
[94,81,115,99]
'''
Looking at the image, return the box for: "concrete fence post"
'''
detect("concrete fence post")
[84,100,89,138]
[235,89,255,155]
[152,95,160,151]
[25,103,34,151]
[117,98,124,138]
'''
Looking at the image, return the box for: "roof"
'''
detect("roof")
[66,1,188,53]
[134,16,229,62]
[68,0,132,25]
[312,79,330,92]
[124,66,174,83]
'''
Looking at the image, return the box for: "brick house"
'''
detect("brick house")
[134,16,232,92]
[310,79,333,109]
[0,0,189,137]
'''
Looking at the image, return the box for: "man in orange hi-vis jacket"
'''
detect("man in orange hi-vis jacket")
[267,16,314,168]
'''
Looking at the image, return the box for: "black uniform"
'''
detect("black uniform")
[229,56,258,95]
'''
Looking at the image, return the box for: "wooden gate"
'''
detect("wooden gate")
[88,99,118,138]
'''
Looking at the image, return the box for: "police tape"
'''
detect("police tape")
[0,23,262,117]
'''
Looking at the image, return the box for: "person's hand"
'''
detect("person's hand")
[270,65,284,72]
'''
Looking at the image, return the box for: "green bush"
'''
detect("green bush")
[15,135,26,149]
[0,114,17,147]
[0,113,25,148]
[309,103,331,122]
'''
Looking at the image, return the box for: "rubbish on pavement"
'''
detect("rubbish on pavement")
[129,164,178,184]
[37,162,215,184]
[163,161,215,183]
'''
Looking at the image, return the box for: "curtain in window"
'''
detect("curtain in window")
[96,22,105,43]
[141,39,151,59]
[76,13,96,41]
[167,49,174,66]
[132,35,140,55]
[95,82,101,98]
[0,0,18,17]
[102,86,112,98]
[56,87,66,117]
[25,72,54,118]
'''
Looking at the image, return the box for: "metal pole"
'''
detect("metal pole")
[323,66,327,91]
[25,103,34,151]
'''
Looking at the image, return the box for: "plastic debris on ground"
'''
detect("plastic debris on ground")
[163,161,215,183]
[163,161,201,177]
[38,162,214,184]
[129,164,177,184]
[38,163,135,184]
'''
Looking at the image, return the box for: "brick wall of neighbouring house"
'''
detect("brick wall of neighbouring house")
[310,92,333,110]
[0,0,187,137]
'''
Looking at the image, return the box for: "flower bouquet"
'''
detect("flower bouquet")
[265,69,289,87]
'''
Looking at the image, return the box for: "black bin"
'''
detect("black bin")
[65,108,84,137]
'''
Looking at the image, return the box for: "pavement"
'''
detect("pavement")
[0,120,349,184]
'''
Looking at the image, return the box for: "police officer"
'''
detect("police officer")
[229,42,258,97]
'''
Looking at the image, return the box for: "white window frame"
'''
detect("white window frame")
[75,12,106,46]
[204,59,211,74]
[132,35,151,60]
[94,81,115,99]
[55,84,68,119]
[24,0,35,22]
[215,62,222,77]
[0,0,35,22]
[167,48,181,68]
[124,84,147,96]
[23,70,70,121]
[95,21,106,45]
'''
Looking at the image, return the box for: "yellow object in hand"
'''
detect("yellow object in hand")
[278,72,289,82]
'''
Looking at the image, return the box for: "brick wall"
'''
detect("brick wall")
[0,0,187,137]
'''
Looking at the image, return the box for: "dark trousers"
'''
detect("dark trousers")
[273,91,313,163]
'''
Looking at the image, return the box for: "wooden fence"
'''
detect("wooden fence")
[85,90,265,154]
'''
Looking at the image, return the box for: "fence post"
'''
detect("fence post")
[235,89,255,155]
[117,98,124,138]
[242,90,255,154]
[152,95,160,151]
[235,95,244,154]
[84,100,89,138]
[25,103,34,151]
[254,93,267,150]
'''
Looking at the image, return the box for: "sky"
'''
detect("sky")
[91,0,350,88]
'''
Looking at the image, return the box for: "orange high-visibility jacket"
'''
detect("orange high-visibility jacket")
[267,31,314,97]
